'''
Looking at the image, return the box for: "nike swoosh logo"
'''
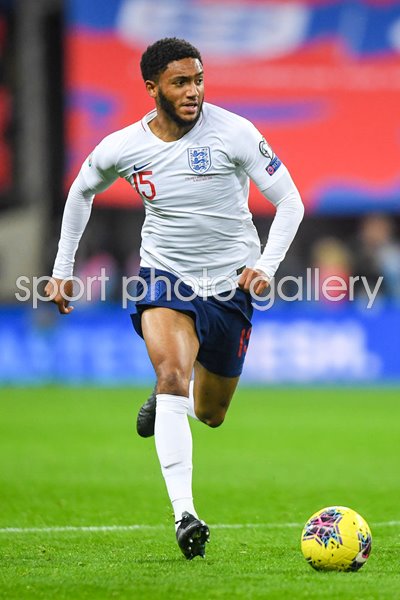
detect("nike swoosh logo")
[133,162,151,172]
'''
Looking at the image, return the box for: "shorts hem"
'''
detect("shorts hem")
[131,304,200,341]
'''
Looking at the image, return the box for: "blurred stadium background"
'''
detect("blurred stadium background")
[1,0,400,386]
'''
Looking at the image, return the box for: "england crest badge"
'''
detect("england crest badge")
[187,147,212,174]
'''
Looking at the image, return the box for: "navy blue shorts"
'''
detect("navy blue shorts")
[130,268,253,378]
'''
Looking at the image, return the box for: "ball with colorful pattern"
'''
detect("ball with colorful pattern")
[301,506,372,571]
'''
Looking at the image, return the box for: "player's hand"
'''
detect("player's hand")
[238,267,270,296]
[44,278,74,315]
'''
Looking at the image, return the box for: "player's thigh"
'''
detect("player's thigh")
[193,360,240,424]
[141,307,199,387]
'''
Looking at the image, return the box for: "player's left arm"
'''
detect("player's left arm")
[253,169,304,288]
[234,120,304,294]
[238,170,303,295]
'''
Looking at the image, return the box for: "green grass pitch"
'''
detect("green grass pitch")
[1,387,400,599]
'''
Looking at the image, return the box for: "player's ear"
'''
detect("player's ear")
[145,80,157,98]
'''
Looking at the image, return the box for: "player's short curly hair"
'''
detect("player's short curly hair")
[140,38,203,82]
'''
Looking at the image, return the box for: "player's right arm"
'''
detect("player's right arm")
[45,133,122,313]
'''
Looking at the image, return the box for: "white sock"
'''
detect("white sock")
[154,394,198,529]
[187,380,199,421]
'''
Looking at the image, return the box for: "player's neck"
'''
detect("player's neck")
[148,113,195,142]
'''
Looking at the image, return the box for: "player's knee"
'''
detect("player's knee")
[156,367,190,397]
[196,409,226,428]
[206,415,225,428]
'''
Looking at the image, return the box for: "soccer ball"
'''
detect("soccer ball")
[301,506,372,571]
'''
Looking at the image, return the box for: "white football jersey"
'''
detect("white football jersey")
[53,102,303,295]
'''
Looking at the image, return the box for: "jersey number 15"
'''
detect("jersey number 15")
[131,171,156,201]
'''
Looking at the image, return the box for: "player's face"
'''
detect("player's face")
[153,58,204,128]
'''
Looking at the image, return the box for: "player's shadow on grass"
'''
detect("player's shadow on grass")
[132,557,184,564]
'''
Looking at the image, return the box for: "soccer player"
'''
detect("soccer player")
[45,38,304,560]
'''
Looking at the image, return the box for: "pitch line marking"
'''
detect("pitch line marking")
[0,524,298,534]
[0,521,398,534]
